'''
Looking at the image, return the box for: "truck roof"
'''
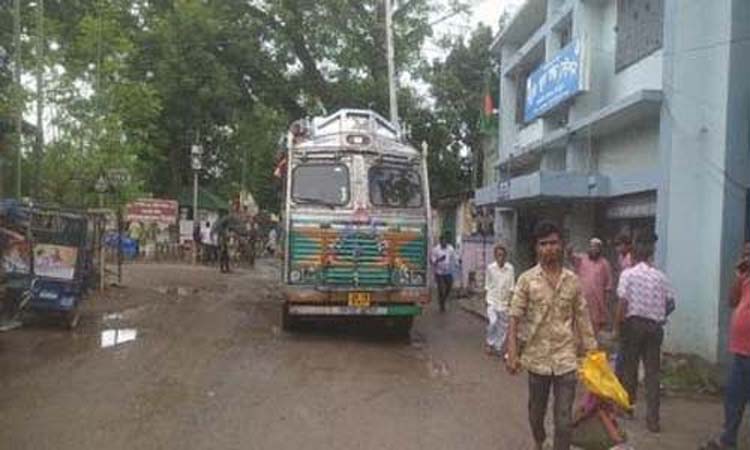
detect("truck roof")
[289,109,420,157]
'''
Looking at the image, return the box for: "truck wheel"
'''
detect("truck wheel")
[281,302,296,332]
[391,316,413,338]
[65,308,81,330]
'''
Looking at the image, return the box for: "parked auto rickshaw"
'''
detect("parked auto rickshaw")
[0,200,102,329]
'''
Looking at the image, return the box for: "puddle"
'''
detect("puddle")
[102,313,124,321]
[427,358,451,378]
[101,328,138,348]
[155,286,198,296]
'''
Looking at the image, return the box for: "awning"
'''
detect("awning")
[497,171,609,207]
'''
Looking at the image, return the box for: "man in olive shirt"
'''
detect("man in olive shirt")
[506,221,598,450]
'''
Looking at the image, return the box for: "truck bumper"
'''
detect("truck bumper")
[288,304,421,317]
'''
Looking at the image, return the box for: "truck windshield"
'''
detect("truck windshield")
[369,165,423,208]
[292,164,350,207]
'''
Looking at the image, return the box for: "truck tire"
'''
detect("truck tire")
[281,302,297,332]
[65,307,81,330]
[390,316,413,338]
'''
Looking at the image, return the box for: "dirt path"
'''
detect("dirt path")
[0,261,743,449]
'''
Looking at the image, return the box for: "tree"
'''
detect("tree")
[428,24,499,192]
[9,0,479,209]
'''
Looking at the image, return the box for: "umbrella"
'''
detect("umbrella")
[210,214,247,237]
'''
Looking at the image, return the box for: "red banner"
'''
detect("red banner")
[126,199,178,225]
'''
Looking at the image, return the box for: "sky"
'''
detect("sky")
[469,0,522,31]
[424,0,523,60]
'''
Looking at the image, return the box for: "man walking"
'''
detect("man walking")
[616,234,675,433]
[484,242,514,355]
[613,233,634,377]
[701,239,750,449]
[218,229,231,273]
[506,221,598,450]
[431,234,457,312]
[569,238,613,334]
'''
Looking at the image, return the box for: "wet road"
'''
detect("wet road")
[0,262,738,449]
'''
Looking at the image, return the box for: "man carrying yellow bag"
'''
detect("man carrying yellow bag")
[579,351,632,411]
[572,351,632,449]
[506,222,599,450]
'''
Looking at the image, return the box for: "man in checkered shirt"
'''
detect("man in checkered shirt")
[615,233,676,433]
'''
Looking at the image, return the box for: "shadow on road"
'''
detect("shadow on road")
[282,317,414,345]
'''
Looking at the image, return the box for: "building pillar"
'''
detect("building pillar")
[658,0,738,363]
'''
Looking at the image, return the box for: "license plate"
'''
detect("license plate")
[348,292,371,308]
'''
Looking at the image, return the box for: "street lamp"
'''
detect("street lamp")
[191,142,203,264]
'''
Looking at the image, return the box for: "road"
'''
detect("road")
[0,261,742,449]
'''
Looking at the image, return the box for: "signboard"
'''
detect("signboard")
[126,199,179,225]
[107,168,131,187]
[1,233,78,280]
[524,40,585,123]
[605,194,657,219]
[34,244,78,280]
[1,228,31,275]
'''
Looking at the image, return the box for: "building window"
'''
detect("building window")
[555,14,573,50]
[559,26,571,49]
[615,0,664,72]
[515,73,528,125]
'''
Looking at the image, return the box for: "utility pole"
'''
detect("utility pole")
[34,0,44,199]
[384,0,398,127]
[191,135,203,265]
[242,146,247,195]
[14,0,22,199]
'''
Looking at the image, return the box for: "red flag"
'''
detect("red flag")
[483,93,495,116]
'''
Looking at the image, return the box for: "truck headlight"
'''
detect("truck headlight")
[290,270,302,283]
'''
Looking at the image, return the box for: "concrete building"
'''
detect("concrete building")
[475,0,750,363]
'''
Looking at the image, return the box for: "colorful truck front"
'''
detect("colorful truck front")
[280,110,431,333]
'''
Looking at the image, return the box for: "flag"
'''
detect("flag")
[479,91,498,135]
[484,93,494,117]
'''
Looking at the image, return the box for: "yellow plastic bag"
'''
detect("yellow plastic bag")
[578,351,631,411]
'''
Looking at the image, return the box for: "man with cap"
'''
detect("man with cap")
[568,237,614,334]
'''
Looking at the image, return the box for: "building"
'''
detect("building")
[477,0,750,363]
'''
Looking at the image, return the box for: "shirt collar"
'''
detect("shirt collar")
[530,264,574,285]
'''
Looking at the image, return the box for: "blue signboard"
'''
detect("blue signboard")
[524,40,584,123]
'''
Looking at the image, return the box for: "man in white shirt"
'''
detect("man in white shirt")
[431,234,457,312]
[484,242,515,354]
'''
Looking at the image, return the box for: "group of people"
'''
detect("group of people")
[433,222,750,450]
[192,222,236,273]
[192,220,279,273]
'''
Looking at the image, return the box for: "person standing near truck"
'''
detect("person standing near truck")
[431,234,457,312]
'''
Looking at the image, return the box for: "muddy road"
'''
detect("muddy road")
[0,261,738,449]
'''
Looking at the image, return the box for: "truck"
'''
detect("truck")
[280,109,432,334]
